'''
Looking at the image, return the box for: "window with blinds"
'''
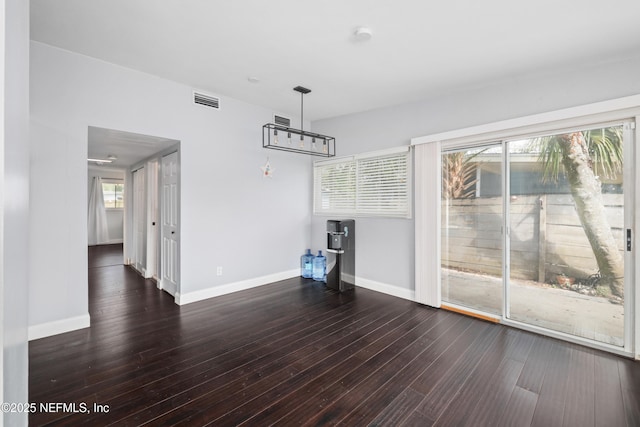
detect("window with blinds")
[315,159,356,214]
[313,147,411,218]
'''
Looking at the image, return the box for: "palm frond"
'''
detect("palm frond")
[530,136,564,183]
[530,126,623,184]
[442,148,488,199]
[584,127,623,179]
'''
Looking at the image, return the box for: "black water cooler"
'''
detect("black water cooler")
[326,220,355,292]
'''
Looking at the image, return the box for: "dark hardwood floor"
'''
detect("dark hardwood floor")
[29,244,640,426]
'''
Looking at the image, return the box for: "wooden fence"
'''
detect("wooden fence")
[441,194,624,282]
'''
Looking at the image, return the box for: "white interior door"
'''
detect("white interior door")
[160,152,179,296]
[132,167,146,273]
[145,160,159,280]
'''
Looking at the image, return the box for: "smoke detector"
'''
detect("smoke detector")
[354,27,373,41]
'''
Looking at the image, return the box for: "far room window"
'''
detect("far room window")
[102,181,124,209]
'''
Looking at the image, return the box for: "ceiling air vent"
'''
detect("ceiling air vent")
[274,114,291,127]
[193,91,220,110]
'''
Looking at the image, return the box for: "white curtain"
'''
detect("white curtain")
[414,142,442,307]
[88,176,109,245]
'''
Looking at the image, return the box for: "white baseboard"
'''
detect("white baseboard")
[356,277,415,302]
[24,277,410,339]
[28,313,91,341]
[175,269,300,305]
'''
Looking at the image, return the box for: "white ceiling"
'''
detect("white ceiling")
[87,127,178,168]
[32,0,640,122]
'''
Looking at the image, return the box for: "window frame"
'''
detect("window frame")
[102,179,124,210]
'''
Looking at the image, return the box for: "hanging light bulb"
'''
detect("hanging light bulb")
[311,137,317,151]
[299,134,304,148]
[273,129,279,145]
[322,139,328,154]
[287,132,292,146]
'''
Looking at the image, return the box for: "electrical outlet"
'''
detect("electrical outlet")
[216,266,223,276]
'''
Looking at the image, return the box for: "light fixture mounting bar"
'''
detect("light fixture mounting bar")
[293,86,311,94]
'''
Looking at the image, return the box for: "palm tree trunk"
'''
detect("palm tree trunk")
[557,132,624,297]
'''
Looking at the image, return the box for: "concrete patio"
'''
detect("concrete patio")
[442,268,625,347]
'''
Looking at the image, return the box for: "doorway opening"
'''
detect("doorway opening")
[87,126,181,299]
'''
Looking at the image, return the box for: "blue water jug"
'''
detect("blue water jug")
[312,250,326,282]
[300,249,314,278]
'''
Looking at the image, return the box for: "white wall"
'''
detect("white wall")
[2,0,30,424]
[88,166,125,244]
[30,41,312,332]
[311,53,640,297]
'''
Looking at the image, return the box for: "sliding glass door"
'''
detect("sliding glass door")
[506,124,629,346]
[441,144,503,315]
[439,121,634,350]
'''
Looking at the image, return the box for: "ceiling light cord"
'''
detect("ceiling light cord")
[300,91,304,133]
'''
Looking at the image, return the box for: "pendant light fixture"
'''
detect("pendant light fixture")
[263,86,336,157]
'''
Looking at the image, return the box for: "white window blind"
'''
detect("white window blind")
[314,159,356,214]
[313,147,411,218]
[356,152,410,217]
